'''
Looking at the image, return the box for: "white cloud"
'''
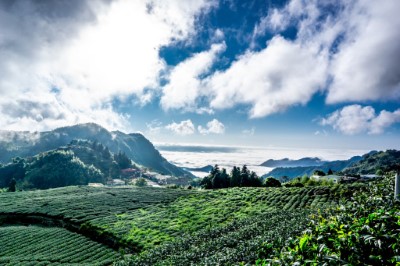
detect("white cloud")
[146,119,163,135]
[205,36,328,118]
[161,42,226,112]
[198,119,225,135]
[242,127,255,136]
[0,0,216,131]
[327,1,400,103]
[166,119,195,135]
[248,0,400,111]
[321,105,400,135]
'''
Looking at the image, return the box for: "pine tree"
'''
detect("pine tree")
[230,166,241,187]
[240,165,250,187]
[8,178,16,192]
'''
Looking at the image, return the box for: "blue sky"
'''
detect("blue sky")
[0,0,399,150]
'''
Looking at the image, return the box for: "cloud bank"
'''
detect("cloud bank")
[1,0,399,136]
[321,105,400,135]
[160,0,400,121]
[0,0,216,131]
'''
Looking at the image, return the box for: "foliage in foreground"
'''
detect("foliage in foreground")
[256,174,400,265]
[115,210,313,266]
[0,185,346,256]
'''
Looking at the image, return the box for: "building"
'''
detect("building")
[311,174,341,183]
[107,179,125,186]
[361,174,380,179]
[88,183,104,187]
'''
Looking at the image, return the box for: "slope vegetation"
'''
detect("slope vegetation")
[0,184,360,265]
[343,149,400,174]
[0,225,118,265]
[0,139,135,189]
[0,123,191,177]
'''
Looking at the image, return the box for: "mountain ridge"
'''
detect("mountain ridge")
[262,155,363,180]
[260,157,325,168]
[0,123,193,178]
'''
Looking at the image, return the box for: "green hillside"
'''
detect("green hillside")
[0,184,361,265]
[343,149,400,174]
[1,172,397,265]
[0,139,136,189]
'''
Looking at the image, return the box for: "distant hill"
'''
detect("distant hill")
[260,157,325,168]
[0,123,193,178]
[342,150,400,175]
[184,165,213,173]
[262,155,362,180]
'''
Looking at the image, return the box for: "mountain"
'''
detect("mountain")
[342,150,399,175]
[0,123,193,178]
[184,165,213,173]
[260,157,325,167]
[262,155,362,180]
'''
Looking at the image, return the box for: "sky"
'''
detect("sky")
[0,0,400,150]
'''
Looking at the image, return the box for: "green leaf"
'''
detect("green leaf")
[299,235,309,252]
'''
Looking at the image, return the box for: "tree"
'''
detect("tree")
[301,174,310,184]
[327,169,334,175]
[240,165,250,187]
[8,178,16,192]
[280,176,289,183]
[114,151,132,169]
[376,169,383,176]
[313,170,326,176]
[201,165,219,189]
[230,166,241,187]
[249,171,262,187]
[135,178,147,187]
[264,177,281,187]
[109,161,120,178]
[102,146,111,159]
[219,168,230,188]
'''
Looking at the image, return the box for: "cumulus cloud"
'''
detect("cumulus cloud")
[198,119,225,135]
[261,0,400,104]
[205,36,328,118]
[161,42,226,112]
[165,120,195,135]
[236,0,397,119]
[327,1,400,103]
[321,105,400,135]
[0,0,216,131]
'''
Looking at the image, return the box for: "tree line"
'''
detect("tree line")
[201,165,268,189]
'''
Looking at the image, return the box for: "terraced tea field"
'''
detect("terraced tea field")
[0,225,118,265]
[0,185,358,265]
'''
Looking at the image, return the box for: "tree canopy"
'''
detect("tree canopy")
[201,165,263,189]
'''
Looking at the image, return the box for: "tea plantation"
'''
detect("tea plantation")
[0,184,364,265]
[0,225,118,265]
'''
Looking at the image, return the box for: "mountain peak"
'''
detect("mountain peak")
[0,123,193,178]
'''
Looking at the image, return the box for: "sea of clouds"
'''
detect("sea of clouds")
[156,144,369,177]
